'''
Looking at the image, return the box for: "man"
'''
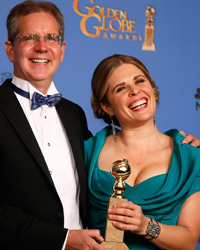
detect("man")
[1,1,199,250]
[1,1,106,249]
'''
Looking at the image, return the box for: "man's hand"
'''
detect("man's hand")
[179,131,200,147]
[65,229,107,250]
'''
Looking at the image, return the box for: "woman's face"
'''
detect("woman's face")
[101,63,156,129]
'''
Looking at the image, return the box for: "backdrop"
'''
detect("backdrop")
[0,1,200,248]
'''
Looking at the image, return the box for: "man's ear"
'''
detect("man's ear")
[5,41,15,63]
[60,41,66,63]
[100,102,114,116]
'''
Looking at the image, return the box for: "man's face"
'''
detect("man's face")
[5,12,66,93]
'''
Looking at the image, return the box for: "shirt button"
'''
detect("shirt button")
[48,143,51,146]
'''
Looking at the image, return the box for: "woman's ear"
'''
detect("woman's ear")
[100,102,114,116]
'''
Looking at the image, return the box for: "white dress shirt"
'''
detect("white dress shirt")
[12,76,82,248]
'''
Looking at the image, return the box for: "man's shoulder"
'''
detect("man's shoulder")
[58,96,83,112]
[0,78,14,102]
[0,78,12,88]
[56,97,88,123]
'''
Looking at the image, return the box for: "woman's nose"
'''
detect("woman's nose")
[129,86,140,96]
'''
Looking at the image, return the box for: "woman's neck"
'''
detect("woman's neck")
[116,122,165,151]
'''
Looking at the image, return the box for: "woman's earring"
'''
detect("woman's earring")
[110,116,116,142]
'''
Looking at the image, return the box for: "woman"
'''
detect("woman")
[84,54,200,249]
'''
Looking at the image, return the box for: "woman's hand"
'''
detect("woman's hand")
[107,201,149,235]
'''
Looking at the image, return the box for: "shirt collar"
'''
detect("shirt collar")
[12,75,59,100]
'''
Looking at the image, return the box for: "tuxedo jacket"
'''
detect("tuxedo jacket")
[0,79,92,250]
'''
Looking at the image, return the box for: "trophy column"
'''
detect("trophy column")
[101,159,131,250]
[142,6,156,51]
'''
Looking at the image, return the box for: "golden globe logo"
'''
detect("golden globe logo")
[73,0,143,42]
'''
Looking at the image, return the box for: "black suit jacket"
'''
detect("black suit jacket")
[0,79,92,250]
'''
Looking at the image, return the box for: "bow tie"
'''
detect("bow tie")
[31,92,62,110]
[11,83,62,110]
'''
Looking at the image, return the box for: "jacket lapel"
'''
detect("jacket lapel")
[55,101,85,184]
[0,79,55,188]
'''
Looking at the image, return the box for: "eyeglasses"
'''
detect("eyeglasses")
[14,33,63,45]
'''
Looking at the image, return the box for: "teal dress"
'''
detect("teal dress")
[84,126,200,250]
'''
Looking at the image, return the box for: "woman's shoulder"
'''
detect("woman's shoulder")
[165,129,200,152]
[84,126,113,171]
[165,129,200,172]
[164,129,184,144]
[84,126,111,144]
[84,126,112,156]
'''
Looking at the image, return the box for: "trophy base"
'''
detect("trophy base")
[101,241,129,250]
[142,43,156,51]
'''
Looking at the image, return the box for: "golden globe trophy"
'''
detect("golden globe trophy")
[142,6,156,51]
[101,159,131,250]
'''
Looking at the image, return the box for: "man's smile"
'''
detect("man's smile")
[31,58,49,64]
